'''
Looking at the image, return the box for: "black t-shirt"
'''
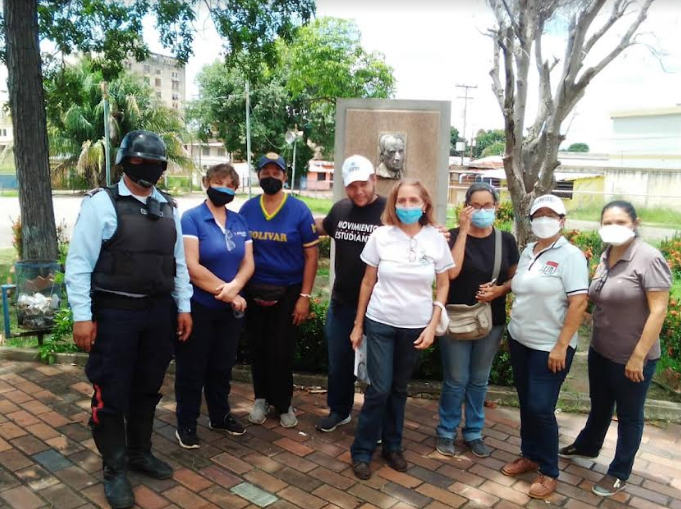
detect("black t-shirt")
[323,196,387,307]
[447,227,520,325]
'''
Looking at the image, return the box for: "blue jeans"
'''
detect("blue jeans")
[509,337,575,479]
[437,325,504,441]
[325,301,357,417]
[573,347,657,481]
[350,318,422,463]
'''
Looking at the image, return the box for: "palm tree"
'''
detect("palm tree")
[46,59,193,188]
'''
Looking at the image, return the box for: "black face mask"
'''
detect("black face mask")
[207,187,235,206]
[122,160,164,188]
[259,177,283,195]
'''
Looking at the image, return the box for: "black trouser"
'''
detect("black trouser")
[245,284,301,414]
[86,294,175,424]
[174,300,243,430]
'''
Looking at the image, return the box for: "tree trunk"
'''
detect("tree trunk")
[4,0,58,261]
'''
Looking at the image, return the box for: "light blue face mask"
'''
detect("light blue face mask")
[471,208,495,228]
[396,207,423,225]
[214,186,236,196]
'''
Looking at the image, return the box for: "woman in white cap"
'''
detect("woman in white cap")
[499,194,589,500]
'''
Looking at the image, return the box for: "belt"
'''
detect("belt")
[93,292,172,311]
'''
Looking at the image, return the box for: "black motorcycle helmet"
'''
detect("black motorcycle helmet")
[115,130,168,171]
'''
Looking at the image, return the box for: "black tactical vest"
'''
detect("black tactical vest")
[91,185,177,296]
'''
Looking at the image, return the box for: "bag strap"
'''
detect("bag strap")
[492,227,502,282]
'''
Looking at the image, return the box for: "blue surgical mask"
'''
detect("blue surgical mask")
[471,208,495,228]
[396,207,423,225]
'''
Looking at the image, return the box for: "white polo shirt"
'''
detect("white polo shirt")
[361,225,455,329]
[508,236,589,351]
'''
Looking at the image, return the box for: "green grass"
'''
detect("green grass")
[295,196,333,215]
[0,161,15,175]
[569,203,681,228]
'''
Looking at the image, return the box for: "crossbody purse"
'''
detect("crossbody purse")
[446,227,502,340]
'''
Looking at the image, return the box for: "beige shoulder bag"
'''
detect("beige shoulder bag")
[446,227,502,340]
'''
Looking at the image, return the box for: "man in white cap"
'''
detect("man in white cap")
[314,155,387,432]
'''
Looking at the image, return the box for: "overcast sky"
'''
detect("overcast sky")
[145,0,681,153]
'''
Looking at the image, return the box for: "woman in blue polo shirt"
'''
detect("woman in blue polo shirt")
[240,153,319,428]
[175,163,254,449]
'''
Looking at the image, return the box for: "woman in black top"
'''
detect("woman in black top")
[436,183,519,458]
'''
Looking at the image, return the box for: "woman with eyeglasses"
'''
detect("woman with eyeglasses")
[500,194,589,500]
[349,179,454,480]
[174,163,255,449]
[559,201,671,498]
[435,183,519,459]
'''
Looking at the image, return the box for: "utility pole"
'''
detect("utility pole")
[456,84,477,165]
[246,81,252,198]
[101,82,111,186]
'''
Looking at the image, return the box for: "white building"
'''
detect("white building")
[124,52,186,112]
[609,106,681,169]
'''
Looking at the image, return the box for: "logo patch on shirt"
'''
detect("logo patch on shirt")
[541,261,559,275]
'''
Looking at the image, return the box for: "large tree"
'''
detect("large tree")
[188,17,395,169]
[3,0,57,260]
[1,0,315,260]
[488,0,655,245]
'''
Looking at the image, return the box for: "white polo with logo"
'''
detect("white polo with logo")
[508,236,589,351]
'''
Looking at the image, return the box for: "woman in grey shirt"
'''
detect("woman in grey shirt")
[559,201,671,498]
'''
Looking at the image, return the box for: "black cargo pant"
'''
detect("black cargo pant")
[86,294,175,425]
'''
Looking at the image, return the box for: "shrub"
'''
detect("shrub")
[318,236,331,259]
[39,307,79,365]
[660,234,681,279]
[660,293,681,377]
[295,297,329,373]
[564,228,604,274]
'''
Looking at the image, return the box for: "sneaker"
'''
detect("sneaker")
[529,474,558,499]
[558,443,598,459]
[279,406,298,428]
[249,399,269,424]
[382,450,408,472]
[502,457,539,477]
[210,414,246,436]
[466,438,491,458]
[352,461,371,480]
[316,412,351,432]
[436,437,457,456]
[175,428,200,449]
[592,475,627,497]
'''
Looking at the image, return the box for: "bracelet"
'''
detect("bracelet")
[299,293,312,299]
[433,301,446,312]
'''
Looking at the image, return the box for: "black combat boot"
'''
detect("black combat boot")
[91,414,135,509]
[127,396,173,480]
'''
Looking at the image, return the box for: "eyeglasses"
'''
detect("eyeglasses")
[409,237,417,263]
[593,268,609,293]
[470,205,495,211]
[225,230,236,252]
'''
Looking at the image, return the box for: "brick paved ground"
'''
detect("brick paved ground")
[0,360,679,509]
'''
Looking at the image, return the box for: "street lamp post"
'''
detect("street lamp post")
[285,128,303,193]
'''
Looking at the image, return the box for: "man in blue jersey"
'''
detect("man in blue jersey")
[65,131,192,509]
[240,153,319,428]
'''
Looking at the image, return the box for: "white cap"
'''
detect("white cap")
[342,155,374,187]
[530,194,566,216]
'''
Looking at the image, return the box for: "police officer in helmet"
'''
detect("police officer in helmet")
[65,130,193,509]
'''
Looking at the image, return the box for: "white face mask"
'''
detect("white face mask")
[599,224,635,246]
[531,217,562,239]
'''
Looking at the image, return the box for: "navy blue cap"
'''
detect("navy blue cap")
[257,152,286,171]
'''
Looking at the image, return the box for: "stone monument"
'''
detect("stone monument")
[333,99,451,224]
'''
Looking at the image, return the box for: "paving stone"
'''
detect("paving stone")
[231,482,279,508]
[32,449,73,472]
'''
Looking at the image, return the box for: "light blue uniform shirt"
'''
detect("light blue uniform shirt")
[65,178,192,322]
